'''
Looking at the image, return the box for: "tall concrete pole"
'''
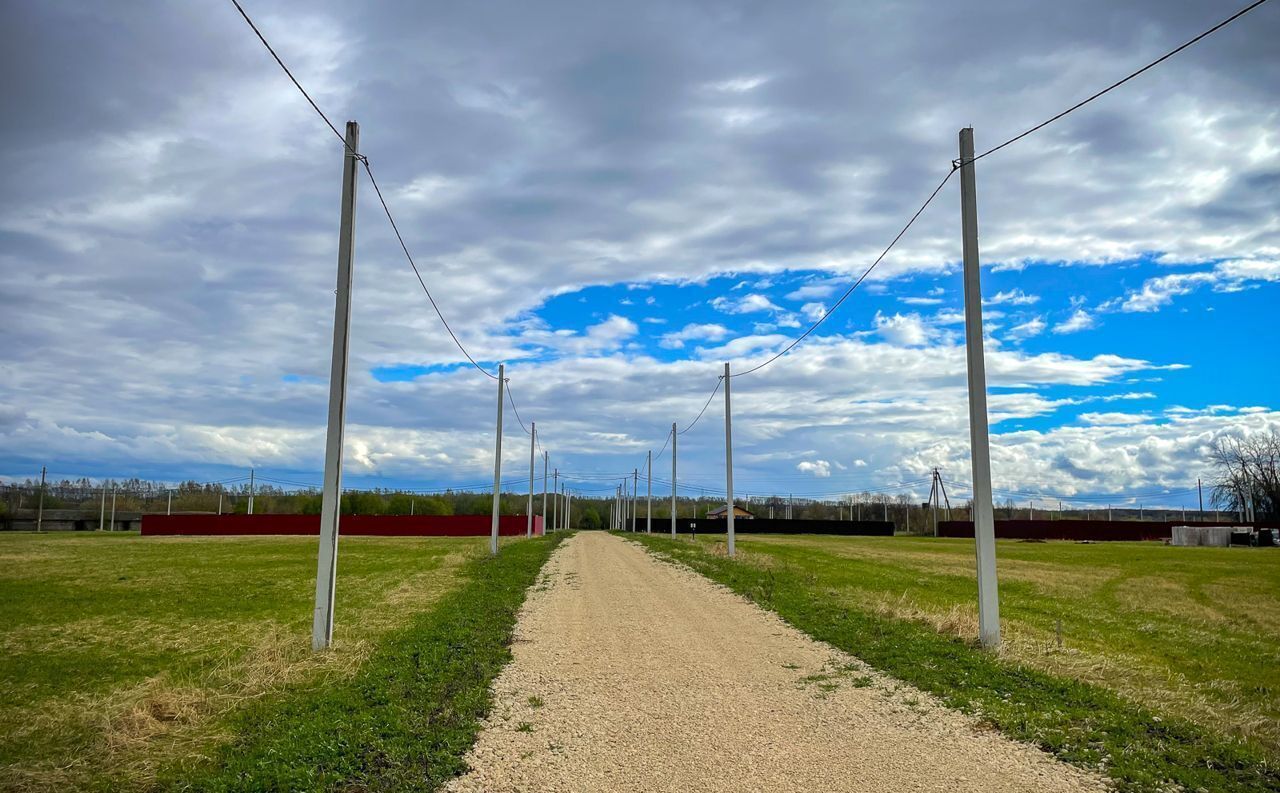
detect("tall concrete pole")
[566,489,572,530]
[312,120,360,652]
[36,466,46,532]
[724,363,735,557]
[646,450,652,533]
[552,469,558,530]
[542,451,549,532]
[248,468,255,515]
[671,423,677,535]
[489,363,506,556]
[167,490,172,516]
[99,486,106,531]
[110,486,116,531]
[527,422,536,537]
[958,127,1000,649]
[632,468,639,532]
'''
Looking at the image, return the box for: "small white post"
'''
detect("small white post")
[490,363,506,556]
[99,487,106,531]
[958,126,1000,649]
[248,468,255,515]
[312,120,360,652]
[724,363,735,557]
[527,422,536,537]
[671,423,677,535]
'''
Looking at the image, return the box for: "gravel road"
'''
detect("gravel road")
[445,532,1106,792]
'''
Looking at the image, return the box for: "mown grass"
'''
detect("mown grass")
[0,532,488,791]
[625,533,1280,793]
[167,532,564,792]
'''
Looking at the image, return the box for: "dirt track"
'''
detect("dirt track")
[446,532,1105,792]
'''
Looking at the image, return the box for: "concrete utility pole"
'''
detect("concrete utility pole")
[542,451,549,532]
[958,127,1000,649]
[99,486,106,531]
[217,493,222,515]
[248,468,255,515]
[312,120,360,653]
[723,363,735,557]
[1198,478,1204,517]
[646,450,652,533]
[167,490,172,516]
[671,423,677,535]
[633,468,639,533]
[36,466,47,532]
[527,422,536,538]
[566,489,572,530]
[552,468,559,531]
[489,364,506,556]
[110,485,117,531]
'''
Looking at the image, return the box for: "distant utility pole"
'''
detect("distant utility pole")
[632,468,639,533]
[527,422,536,538]
[646,450,652,533]
[110,485,117,531]
[167,490,172,516]
[671,423,677,536]
[723,363,735,557]
[248,468,255,515]
[312,120,360,653]
[552,468,559,531]
[958,127,1000,649]
[489,364,506,556]
[1198,478,1204,517]
[99,486,106,531]
[542,451,549,532]
[36,466,47,533]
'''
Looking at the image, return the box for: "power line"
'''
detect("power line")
[229,0,498,381]
[505,379,532,435]
[679,376,724,435]
[972,0,1271,163]
[730,167,957,378]
[360,160,499,380]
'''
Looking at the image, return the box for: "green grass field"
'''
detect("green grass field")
[627,533,1280,793]
[0,532,520,791]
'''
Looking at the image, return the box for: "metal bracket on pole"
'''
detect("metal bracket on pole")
[724,364,735,557]
[958,127,1000,649]
[490,364,506,555]
[312,120,360,652]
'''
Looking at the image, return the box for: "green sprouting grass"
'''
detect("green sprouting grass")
[0,532,489,791]
[168,533,564,792]
[624,533,1280,793]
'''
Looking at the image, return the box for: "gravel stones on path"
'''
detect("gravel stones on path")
[445,532,1106,792]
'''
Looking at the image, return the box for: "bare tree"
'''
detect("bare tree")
[1209,430,1280,520]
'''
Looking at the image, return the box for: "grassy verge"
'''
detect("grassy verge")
[0,533,481,790]
[166,533,564,792]
[623,533,1280,793]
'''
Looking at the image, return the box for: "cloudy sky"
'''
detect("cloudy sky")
[2,0,1277,508]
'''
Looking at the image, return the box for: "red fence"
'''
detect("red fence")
[936,518,1277,542]
[142,513,543,537]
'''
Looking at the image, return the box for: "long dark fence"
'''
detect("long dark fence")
[937,518,1280,542]
[142,514,543,537]
[626,517,894,536]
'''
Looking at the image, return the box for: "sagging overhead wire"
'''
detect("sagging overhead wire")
[972,0,1272,164]
[505,379,532,436]
[679,376,724,435]
[229,0,498,381]
[730,167,957,379]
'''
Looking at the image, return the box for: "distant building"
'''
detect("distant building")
[706,504,755,520]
